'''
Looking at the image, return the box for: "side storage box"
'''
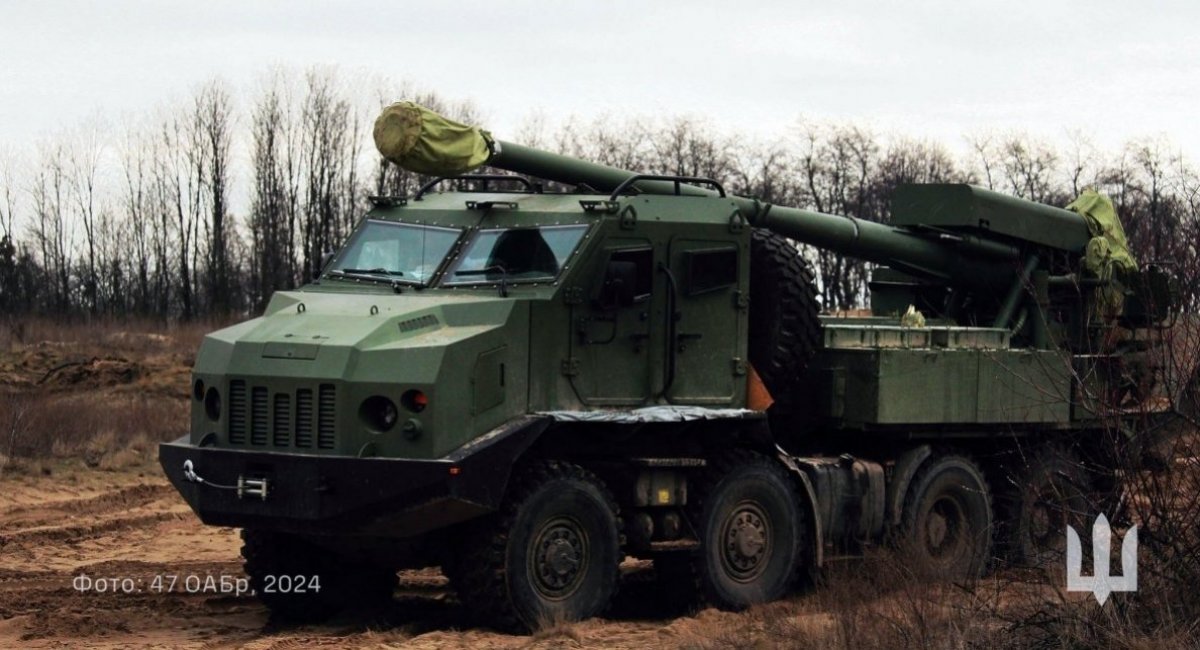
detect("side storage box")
[812,348,1070,426]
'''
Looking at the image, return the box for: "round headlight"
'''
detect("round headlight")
[360,396,399,432]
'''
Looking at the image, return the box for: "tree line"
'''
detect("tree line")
[1,66,1198,321]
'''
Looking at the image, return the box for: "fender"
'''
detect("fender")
[885,444,932,529]
[775,447,824,569]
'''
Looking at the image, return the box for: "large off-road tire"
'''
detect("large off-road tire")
[748,228,822,410]
[995,447,1090,567]
[446,460,621,632]
[686,449,809,609]
[240,529,398,622]
[899,454,993,579]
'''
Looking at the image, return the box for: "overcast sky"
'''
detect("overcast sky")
[2,0,1198,159]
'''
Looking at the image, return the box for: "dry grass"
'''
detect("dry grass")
[1,315,221,355]
[0,316,206,474]
[676,553,1013,650]
[0,390,187,474]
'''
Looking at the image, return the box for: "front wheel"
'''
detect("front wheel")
[447,460,621,632]
[690,450,809,609]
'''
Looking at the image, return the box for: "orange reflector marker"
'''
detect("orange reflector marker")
[449,466,461,476]
[747,364,774,411]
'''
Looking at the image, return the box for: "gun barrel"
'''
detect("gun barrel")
[374,102,1083,286]
[494,141,1017,282]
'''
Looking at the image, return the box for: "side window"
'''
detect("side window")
[684,247,737,296]
[612,248,654,302]
[595,247,654,307]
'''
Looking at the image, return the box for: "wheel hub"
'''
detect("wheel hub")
[545,538,579,575]
[924,496,964,557]
[531,517,588,599]
[720,502,771,583]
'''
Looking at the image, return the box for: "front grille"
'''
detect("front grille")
[272,394,290,446]
[317,384,336,450]
[250,387,268,445]
[295,389,313,448]
[228,380,247,444]
[225,381,336,450]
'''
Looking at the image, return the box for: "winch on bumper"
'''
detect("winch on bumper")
[158,416,550,537]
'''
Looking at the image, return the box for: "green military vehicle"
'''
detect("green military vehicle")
[161,102,1181,630]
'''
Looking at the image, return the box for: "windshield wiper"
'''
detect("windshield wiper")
[338,267,404,277]
[454,264,510,297]
[328,268,407,292]
[328,268,406,281]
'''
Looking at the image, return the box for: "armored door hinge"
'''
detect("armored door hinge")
[563,286,584,305]
[733,290,749,310]
[561,359,580,377]
[620,205,638,230]
[732,358,747,376]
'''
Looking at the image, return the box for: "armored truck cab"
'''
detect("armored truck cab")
[161,102,1182,631]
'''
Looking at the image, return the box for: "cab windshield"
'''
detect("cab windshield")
[444,224,589,284]
[327,220,461,285]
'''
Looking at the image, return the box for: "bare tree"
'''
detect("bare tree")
[997,133,1058,202]
[156,108,202,320]
[797,122,878,309]
[1063,130,1099,198]
[0,150,21,314]
[966,133,997,190]
[192,80,236,315]
[29,140,72,314]
[64,121,105,314]
[248,71,301,310]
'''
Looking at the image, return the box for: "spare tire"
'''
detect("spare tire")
[748,228,821,411]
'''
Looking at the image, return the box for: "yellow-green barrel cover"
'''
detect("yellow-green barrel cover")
[1066,189,1138,317]
[1066,189,1138,278]
[373,101,494,176]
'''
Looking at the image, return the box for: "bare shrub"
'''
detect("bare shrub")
[680,549,1017,650]
[0,392,186,462]
[0,315,222,354]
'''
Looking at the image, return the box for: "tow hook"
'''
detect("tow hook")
[182,459,270,501]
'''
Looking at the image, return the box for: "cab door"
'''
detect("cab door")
[664,237,743,404]
[574,240,658,405]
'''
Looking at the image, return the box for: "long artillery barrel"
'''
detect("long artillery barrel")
[374,102,1094,287]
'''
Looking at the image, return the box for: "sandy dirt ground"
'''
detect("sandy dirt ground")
[0,460,760,649]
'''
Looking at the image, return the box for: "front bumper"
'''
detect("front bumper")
[159,415,550,537]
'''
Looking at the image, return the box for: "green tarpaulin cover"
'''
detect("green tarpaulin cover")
[373,101,494,176]
[1066,189,1138,316]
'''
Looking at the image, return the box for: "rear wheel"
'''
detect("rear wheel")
[446,460,621,632]
[996,448,1090,567]
[240,529,398,622]
[688,450,809,609]
[899,454,993,578]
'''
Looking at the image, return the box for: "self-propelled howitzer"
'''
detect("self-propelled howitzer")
[159,100,1182,632]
